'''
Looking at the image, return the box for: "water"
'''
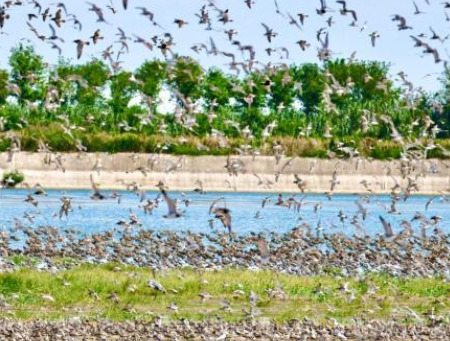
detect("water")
[0,189,446,239]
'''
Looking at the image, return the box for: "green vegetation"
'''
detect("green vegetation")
[0,125,416,158]
[2,124,448,159]
[0,44,448,158]
[0,264,449,323]
[1,170,24,188]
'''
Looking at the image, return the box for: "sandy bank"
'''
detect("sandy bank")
[0,152,448,194]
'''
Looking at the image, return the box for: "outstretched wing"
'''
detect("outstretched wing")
[209,196,225,214]
[161,189,177,215]
[379,216,394,237]
[90,174,100,194]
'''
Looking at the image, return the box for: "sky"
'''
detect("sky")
[0,0,449,92]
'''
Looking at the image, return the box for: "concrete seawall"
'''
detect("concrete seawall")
[0,152,448,194]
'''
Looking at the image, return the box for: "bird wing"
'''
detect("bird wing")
[279,47,290,59]
[287,14,301,30]
[209,196,224,214]
[122,0,128,9]
[253,173,262,183]
[222,51,236,62]
[379,216,394,237]
[76,41,83,59]
[425,197,436,210]
[280,157,295,172]
[161,189,177,215]
[336,0,346,10]
[274,0,281,12]
[49,23,56,36]
[90,174,99,193]
[56,2,68,15]
[430,26,437,36]
[322,32,329,48]
[49,42,62,55]
[432,48,441,63]
[410,35,423,46]
[355,201,365,214]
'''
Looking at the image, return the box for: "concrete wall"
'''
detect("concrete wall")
[0,152,448,194]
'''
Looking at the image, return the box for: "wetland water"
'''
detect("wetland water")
[0,189,446,238]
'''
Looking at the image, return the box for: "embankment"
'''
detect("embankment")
[0,152,447,194]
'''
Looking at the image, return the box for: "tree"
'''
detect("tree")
[290,64,325,114]
[0,69,9,104]
[435,66,450,137]
[57,59,110,107]
[203,68,232,106]
[135,59,167,98]
[325,59,396,104]
[9,44,46,103]
[108,71,139,117]
[169,57,204,101]
[267,68,300,111]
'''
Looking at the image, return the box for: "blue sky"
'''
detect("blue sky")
[0,0,448,92]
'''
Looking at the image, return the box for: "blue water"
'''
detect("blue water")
[0,189,446,239]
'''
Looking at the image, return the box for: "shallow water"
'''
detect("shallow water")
[0,189,446,238]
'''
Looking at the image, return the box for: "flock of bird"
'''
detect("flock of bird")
[2,319,450,340]
[0,0,447,74]
[0,152,448,282]
[1,146,447,243]
[0,319,449,340]
[0,0,447,281]
[2,207,450,278]
[1,0,450,337]
[0,0,447,142]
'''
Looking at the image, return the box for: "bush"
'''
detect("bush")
[3,125,450,160]
[368,141,403,160]
[2,170,24,188]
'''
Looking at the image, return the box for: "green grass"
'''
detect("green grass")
[0,264,449,323]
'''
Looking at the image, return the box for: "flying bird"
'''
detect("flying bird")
[369,31,380,47]
[213,207,232,237]
[73,39,90,59]
[392,14,412,30]
[413,1,425,14]
[261,23,277,42]
[160,188,183,218]
[379,216,394,238]
[336,1,358,21]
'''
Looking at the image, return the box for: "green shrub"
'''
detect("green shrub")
[369,141,403,160]
[2,125,450,160]
[2,170,24,188]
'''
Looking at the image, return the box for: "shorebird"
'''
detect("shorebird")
[213,207,232,237]
[90,175,106,200]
